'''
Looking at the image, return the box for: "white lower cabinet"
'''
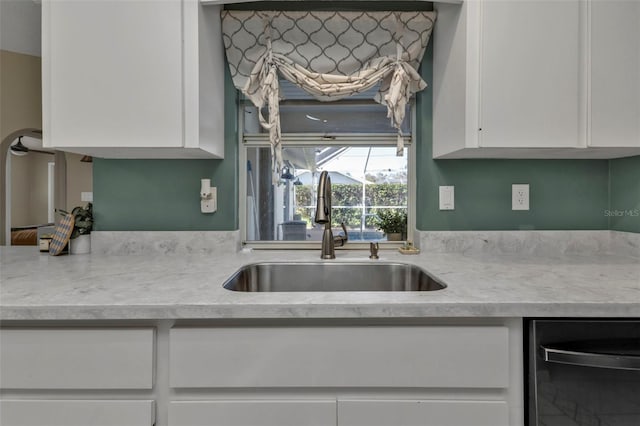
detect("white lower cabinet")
[0,321,523,426]
[168,399,509,426]
[0,328,156,426]
[0,400,155,426]
[169,326,509,388]
[168,400,336,426]
[0,328,154,389]
[169,323,523,426]
[337,399,509,426]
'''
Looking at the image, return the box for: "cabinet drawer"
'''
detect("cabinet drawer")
[169,400,336,426]
[0,400,155,426]
[170,326,508,388]
[338,399,508,426]
[0,328,154,389]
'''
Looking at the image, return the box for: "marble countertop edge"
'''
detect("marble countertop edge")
[2,301,639,321]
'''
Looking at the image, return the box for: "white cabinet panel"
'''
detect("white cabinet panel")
[169,326,509,388]
[0,400,155,426]
[169,400,336,426]
[433,0,639,158]
[590,0,640,148]
[45,0,183,149]
[338,399,508,426]
[479,0,582,148]
[0,328,154,389]
[42,0,225,158]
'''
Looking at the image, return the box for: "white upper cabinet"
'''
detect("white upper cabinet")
[42,0,225,159]
[589,0,640,148]
[479,0,581,150]
[433,0,640,159]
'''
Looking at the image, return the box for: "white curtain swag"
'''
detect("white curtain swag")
[222,10,436,183]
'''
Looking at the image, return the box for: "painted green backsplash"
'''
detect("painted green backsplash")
[415,43,610,231]
[609,155,640,233]
[93,69,239,231]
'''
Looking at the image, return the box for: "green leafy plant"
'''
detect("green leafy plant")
[294,183,408,229]
[374,209,407,235]
[57,203,93,239]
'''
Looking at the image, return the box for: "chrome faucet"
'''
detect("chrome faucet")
[314,171,348,259]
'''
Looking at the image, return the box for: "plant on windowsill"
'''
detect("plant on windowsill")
[374,209,407,241]
[57,203,93,254]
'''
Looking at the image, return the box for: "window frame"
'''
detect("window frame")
[238,99,417,250]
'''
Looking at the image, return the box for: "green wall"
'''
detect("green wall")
[93,68,239,231]
[415,42,610,231]
[609,155,640,233]
[92,13,636,233]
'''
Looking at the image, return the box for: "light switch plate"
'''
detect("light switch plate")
[439,186,455,210]
[81,192,93,202]
[512,184,530,211]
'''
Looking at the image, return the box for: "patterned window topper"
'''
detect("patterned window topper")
[222,10,436,183]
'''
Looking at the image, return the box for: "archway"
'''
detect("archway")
[0,129,66,245]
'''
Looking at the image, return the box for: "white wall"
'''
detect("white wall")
[30,153,50,224]
[10,155,30,227]
[65,153,93,211]
[10,153,50,227]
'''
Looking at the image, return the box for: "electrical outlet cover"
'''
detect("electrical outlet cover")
[512,184,530,211]
[201,187,217,214]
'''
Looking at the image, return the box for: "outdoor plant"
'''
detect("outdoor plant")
[374,209,407,236]
[57,203,93,239]
[295,183,408,229]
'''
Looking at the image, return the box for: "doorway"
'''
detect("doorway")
[0,128,67,246]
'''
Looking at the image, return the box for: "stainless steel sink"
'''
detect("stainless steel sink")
[223,262,446,292]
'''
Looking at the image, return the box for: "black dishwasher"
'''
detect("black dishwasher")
[528,319,640,426]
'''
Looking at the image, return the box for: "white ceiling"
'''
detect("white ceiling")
[0,0,41,57]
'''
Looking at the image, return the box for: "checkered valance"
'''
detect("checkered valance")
[222,10,436,182]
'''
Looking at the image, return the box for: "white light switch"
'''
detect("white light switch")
[512,184,530,211]
[439,186,455,210]
[81,192,93,202]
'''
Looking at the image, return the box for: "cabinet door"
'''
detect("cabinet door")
[338,399,508,426]
[0,400,155,426]
[169,400,336,426]
[590,0,640,148]
[479,0,582,148]
[44,0,183,149]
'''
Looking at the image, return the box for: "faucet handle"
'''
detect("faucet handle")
[369,242,379,259]
[334,222,349,247]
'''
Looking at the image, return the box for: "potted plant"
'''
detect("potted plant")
[58,203,93,254]
[374,209,407,241]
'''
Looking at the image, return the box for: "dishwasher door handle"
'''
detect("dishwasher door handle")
[541,338,640,371]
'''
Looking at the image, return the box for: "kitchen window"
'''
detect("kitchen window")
[239,81,416,247]
[223,7,434,248]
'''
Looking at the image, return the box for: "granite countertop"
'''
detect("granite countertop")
[1,234,639,320]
